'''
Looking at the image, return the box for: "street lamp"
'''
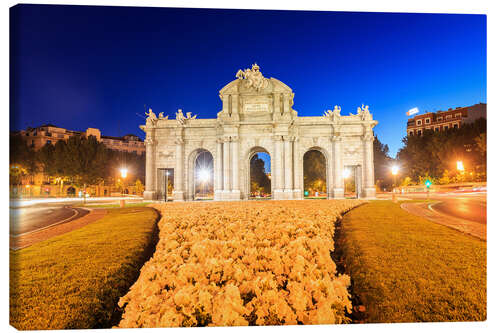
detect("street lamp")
[120,168,128,197]
[391,165,399,202]
[164,170,170,202]
[198,168,210,199]
[457,160,464,172]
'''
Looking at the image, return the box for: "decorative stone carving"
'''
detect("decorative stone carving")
[145,108,158,127]
[158,112,168,120]
[142,64,378,201]
[235,63,269,92]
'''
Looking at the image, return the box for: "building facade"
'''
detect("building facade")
[141,64,378,201]
[407,103,486,136]
[19,124,145,154]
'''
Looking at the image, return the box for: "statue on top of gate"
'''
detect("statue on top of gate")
[235,63,269,92]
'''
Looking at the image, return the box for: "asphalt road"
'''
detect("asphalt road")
[430,196,486,224]
[399,192,487,225]
[10,203,89,236]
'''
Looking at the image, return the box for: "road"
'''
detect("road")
[10,203,90,236]
[398,192,487,225]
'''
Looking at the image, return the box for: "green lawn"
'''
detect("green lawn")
[10,207,159,330]
[339,200,486,323]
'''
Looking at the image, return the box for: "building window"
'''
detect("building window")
[453,124,458,129]
[46,140,52,144]
[425,118,430,124]
[443,125,448,130]
[416,120,422,126]
[437,116,443,121]
[435,127,439,132]
[446,115,452,120]
[409,130,414,136]
[455,113,461,118]
[417,130,422,136]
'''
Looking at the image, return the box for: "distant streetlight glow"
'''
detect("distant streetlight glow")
[457,161,464,172]
[391,165,399,176]
[343,168,351,179]
[198,169,210,182]
[120,168,128,178]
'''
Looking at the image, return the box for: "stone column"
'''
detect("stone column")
[283,94,290,114]
[292,137,302,199]
[273,93,281,118]
[273,135,284,199]
[231,136,240,199]
[173,138,185,201]
[223,137,231,193]
[222,95,229,114]
[283,136,293,199]
[214,138,223,200]
[143,137,156,200]
[363,134,376,198]
[331,135,344,198]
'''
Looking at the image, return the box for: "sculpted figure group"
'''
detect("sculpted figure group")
[323,104,372,122]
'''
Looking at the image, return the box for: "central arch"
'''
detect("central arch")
[245,146,272,200]
[302,147,329,199]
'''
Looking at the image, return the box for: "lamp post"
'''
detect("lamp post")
[391,165,399,203]
[164,170,169,202]
[120,168,128,207]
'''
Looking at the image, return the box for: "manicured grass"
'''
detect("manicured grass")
[10,207,160,330]
[339,200,486,323]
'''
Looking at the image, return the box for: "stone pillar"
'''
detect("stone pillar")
[231,136,240,199]
[214,138,223,200]
[223,137,231,193]
[273,135,284,199]
[173,138,185,201]
[331,136,344,198]
[273,93,281,118]
[231,95,239,120]
[143,137,156,200]
[222,95,229,114]
[292,137,302,199]
[363,134,376,198]
[282,94,290,115]
[283,136,293,199]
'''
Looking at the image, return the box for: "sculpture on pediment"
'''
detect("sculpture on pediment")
[323,105,342,122]
[158,112,168,120]
[235,63,269,92]
[176,109,186,125]
[357,104,372,121]
[145,108,157,126]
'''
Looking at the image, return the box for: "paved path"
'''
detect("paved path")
[401,201,486,241]
[10,208,108,250]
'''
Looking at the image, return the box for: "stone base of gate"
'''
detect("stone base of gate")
[273,189,295,200]
[293,189,303,199]
[362,187,376,199]
[215,190,241,201]
[173,191,186,201]
[143,191,156,200]
[331,188,345,199]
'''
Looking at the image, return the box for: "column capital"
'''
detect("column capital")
[174,138,184,145]
[144,138,155,146]
[221,136,232,143]
[272,134,283,142]
[330,135,342,142]
[283,135,295,142]
[230,136,240,143]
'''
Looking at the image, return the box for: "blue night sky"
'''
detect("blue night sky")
[10,4,486,157]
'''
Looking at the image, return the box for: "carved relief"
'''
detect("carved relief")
[235,63,269,92]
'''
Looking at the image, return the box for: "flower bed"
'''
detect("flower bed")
[117,200,362,327]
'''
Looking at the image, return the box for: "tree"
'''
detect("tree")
[373,136,394,190]
[135,179,144,195]
[10,134,38,184]
[250,155,271,194]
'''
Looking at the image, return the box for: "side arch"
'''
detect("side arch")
[243,145,273,200]
[186,147,215,200]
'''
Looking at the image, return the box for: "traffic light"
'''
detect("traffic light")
[425,180,432,188]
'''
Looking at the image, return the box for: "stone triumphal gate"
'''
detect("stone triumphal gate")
[141,64,377,201]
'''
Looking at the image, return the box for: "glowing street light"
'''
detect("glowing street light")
[457,160,464,172]
[198,169,210,183]
[120,168,128,179]
[391,165,400,201]
[391,165,399,176]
